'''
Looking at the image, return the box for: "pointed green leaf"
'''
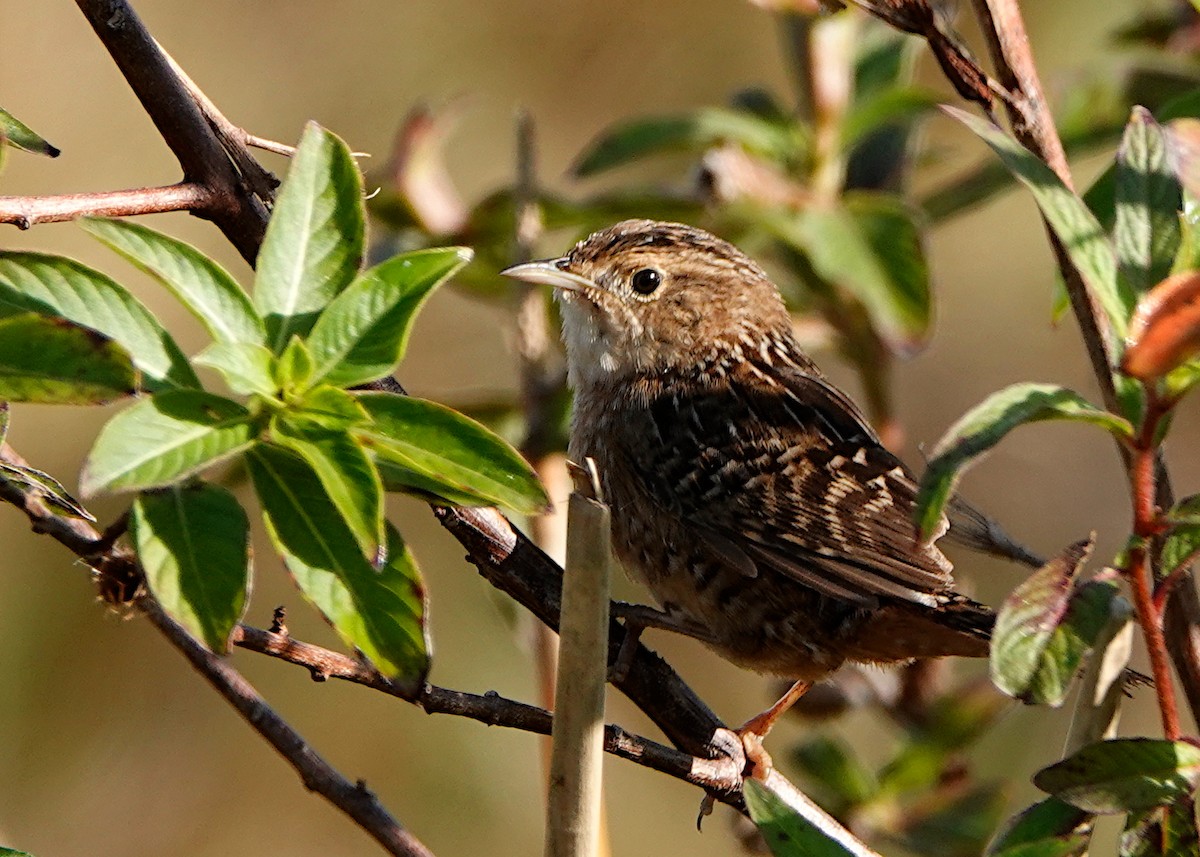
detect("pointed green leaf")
[944,106,1131,340]
[270,413,383,563]
[305,247,472,389]
[247,444,429,684]
[916,383,1132,539]
[354,393,548,514]
[81,217,266,346]
[1034,738,1200,814]
[131,483,250,653]
[0,313,136,404]
[1114,107,1183,295]
[986,798,1092,857]
[0,401,8,446]
[791,736,878,807]
[0,847,34,857]
[0,252,199,390]
[194,342,278,398]
[572,107,805,177]
[990,538,1090,704]
[255,122,364,353]
[293,385,369,429]
[275,335,314,393]
[743,779,871,857]
[0,107,59,157]
[0,460,94,520]
[840,87,939,150]
[81,390,256,496]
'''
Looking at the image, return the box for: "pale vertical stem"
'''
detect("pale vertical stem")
[544,485,612,857]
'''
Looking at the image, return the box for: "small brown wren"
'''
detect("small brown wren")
[503,219,1035,740]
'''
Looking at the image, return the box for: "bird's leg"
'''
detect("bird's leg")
[608,601,718,682]
[736,680,813,777]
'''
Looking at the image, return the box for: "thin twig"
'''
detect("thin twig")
[145,600,435,857]
[0,182,211,229]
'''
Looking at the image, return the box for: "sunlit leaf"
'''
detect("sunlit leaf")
[131,483,250,653]
[0,252,198,391]
[270,412,383,564]
[274,335,314,394]
[194,342,278,398]
[0,460,94,520]
[944,107,1131,340]
[0,313,136,404]
[81,217,266,346]
[0,107,59,156]
[1114,107,1183,295]
[81,390,256,496]
[255,122,364,353]
[1034,738,1200,814]
[743,779,867,857]
[916,383,1131,539]
[247,444,429,684]
[305,247,471,389]
[354,393,548,514]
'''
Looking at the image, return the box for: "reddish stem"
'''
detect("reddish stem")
[1129,397,1182,740]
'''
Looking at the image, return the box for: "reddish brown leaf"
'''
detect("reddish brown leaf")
[1122,270,1200,381]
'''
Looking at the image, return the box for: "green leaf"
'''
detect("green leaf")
[572,107,804,177]
[1170,195,1200,275]
[255,122,364,353]
[0,107,59,156]
[1033,738,1200,814]
[743,779,867,857]
[0,313,136,404]
[0,401,8,446]
[1114,108,1183,296]
[81,217,266,346]
[0,460,94,520]
[81,390,256,496]
[1027,577,1128,707]
[944,106,1132,340]
[354,393,548,514]
[791,736,878,807]
[840,87,939,150]
[916,383,1132,539]
[990,536,1092,703]
[194,342,278,398]
[769,194,931,355]
[275,335,314,393]
[293,385,369,429]
[269,413,383,564]
[247,444,429,684]
[131,483,250,653]
[898,783,1008,857]
[0,847,34,857]
[305,247,471,389]
[986,798,1092,857]
[0,252,199,391]
[1161,523,1200,582]
[1120,794,1199,857]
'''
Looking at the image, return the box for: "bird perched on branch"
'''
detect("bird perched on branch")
[503,219,1037,755]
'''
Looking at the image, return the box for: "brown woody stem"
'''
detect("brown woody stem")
[0,183,211,229]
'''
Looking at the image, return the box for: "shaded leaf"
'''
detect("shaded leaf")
[247,444,429,684]
[0,252,199,391]
[0,401,7,446]
[743,779,868,857]
[0,848,34,857]
[1166,119,1200,202]
[791,736,878,808]
[944,107,1131,340]
[1123,271,1200,381]
[131,483,250,653]
[1120,794,1200,857]
[0,107,59,156]
[1034,738,1200,814]
[305,247,471,389]
[840,87,939,150]
[81,390,256,496]
[270,412,383,564]
[373,101,468,235]
[194,342,278,398]
[1114,107,1183,295]
[916,383,1131,539]
[81,217,266,346]
[255,122,364,353]
[355,393,548,514]
[572,108,804,177]
[0,460,94,520]
[898,782,1008,857]
[1161,523,1200,582]
[986,798,1093,857]
[0,313,136,404]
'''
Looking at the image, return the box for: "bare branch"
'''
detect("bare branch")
[0,182,210,229]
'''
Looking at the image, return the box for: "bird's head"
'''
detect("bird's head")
[502,219,792,388]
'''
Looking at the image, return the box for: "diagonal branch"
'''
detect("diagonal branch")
[0,182,210,229]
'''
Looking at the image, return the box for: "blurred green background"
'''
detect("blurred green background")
[0,2,1180,855]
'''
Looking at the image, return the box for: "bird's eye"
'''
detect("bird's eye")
[630,268,662,295]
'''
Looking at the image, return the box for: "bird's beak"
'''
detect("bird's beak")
[500,259,598,294]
